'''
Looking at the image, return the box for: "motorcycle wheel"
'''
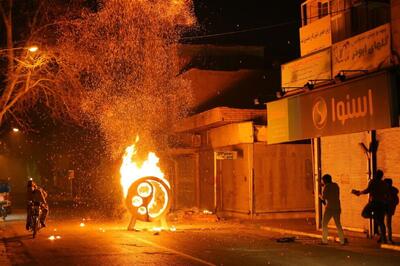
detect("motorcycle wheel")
[32,217,38,238]
[1,207,7,220]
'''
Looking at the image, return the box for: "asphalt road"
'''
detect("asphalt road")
[1,211,400,266]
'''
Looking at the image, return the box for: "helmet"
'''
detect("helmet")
[27,179,36,188]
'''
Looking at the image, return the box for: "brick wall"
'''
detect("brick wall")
[321,132,370,232]
[377,128,400,235]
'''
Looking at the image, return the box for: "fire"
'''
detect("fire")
[120,137,170,198]
[120,137,171,224]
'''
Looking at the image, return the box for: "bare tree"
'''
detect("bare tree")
[1,0,195,157]
[0,0,83,128]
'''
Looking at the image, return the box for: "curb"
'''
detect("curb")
[260,226,400,251]
[381,244,400,251]
[260,226,335,241]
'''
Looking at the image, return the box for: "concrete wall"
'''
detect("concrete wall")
[253,143,314,214]
[321,132,371,232]
[208,122,253,148]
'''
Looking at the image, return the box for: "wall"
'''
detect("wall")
[253,143,314,214]
[321,132,370,231]
[208,122,253,148]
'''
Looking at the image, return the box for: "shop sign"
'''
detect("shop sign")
[332,23,391,77]
[267,71,397,144]
[300,16,332,56]
[281,48,332,89]
[215,151,238,160]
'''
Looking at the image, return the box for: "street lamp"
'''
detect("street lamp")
[0,45,39,54]
[12,128,19,133]
[27,46,39,53]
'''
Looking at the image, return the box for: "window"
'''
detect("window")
[302,3,308,26]
[318,1,329,18]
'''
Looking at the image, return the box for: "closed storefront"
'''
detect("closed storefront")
[199,150,214,211]
[254,143,314,214]
[219,144,253,214]
[173,154,198,210]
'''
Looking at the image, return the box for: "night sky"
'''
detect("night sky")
[188,0,302,46]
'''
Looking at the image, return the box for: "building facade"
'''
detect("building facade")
[267,0,400,235]
[170,107,314,219]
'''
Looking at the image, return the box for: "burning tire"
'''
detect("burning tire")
[125,176,171,222]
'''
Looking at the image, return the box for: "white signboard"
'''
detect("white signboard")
[215,151,238,160]
[300,16,332,56]
[281,48,332,89]
[332,23,391,76]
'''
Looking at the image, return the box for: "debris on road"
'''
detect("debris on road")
[276,237,296,243]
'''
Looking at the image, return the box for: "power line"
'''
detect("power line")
[181,3,367,41]
[180,20,298,41]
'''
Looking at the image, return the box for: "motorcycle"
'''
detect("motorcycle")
[29,201,42,238]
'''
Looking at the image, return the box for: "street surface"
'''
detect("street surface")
[1,210,400,266]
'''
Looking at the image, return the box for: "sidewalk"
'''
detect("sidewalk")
[237,217,400,251]
[170,211,400,251]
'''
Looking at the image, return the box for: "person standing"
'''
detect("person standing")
[320,174,346,245]
[352,169,389,243]
[384,178,399,244]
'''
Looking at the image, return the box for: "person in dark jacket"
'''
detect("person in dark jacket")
[384,178,399,244]
[352,170,389,243]
[320,174,345,245]
[26,180,48,230]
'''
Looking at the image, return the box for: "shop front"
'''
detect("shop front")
[267,70,400,234]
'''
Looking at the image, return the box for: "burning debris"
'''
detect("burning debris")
[48,235,62,241]
[120,138,171,231]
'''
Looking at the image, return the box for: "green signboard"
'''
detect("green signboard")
[267,71,398,143]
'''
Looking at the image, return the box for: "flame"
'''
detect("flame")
[120,137,170,197]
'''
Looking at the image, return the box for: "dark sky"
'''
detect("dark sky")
[188,0,302,46]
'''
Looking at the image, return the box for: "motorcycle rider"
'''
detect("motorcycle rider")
[26,179,48,230]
